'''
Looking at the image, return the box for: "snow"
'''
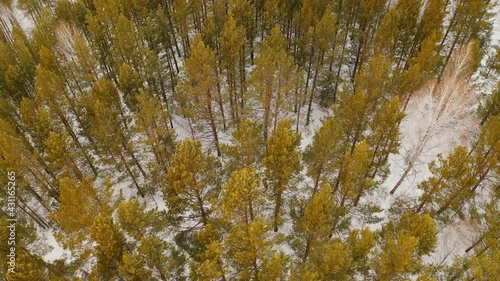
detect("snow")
[492,1,500,47]
[13,6,33,34]
[42,230,71,262]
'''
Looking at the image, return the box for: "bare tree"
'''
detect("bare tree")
[391,43,477,194]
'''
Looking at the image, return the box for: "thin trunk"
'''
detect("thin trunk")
[306,50,325,126]
[196,190,208,225]
[332,6,354,101]
[313,164,323,194]
[352,33,365,81]
[118,151,144,197]
[465,235,484,253]
[16,197,51,229]
[273,74,282,132]
[390,158,415,194]
[206,89,221,156]
[439,4,458,50]
[249,199,255,222]
[121,134,147,178]
[295,86,301,132]
[438,30,462,82]
[263,83,271,141]
[302,235,312,263]
[303,36,316,105]
[273,187,282,232]
[58,110,98,176]
[228,69,236,120]
[66,155,84,181]
[215,68,227,129]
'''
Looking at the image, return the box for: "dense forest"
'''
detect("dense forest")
[0,0,499,280]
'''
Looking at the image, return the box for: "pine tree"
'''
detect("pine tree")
[44,131,84,181]
[467,199,500,280]
[118,62,143,110]
[395,31,441,111]
[118,251,153,281]
[215,166,285,279]
[400,0,445,72]
[35,63,99,176]
[84,3,119,85]
[224,218,287,280]
[220,14,245,124]
[117,199,167,240]
[137,236,186,280]
[332,54,391,185]
[448,198,500,280]
[90,216,126,280]
[483,46,500,79]
[345,228,376,277]
[479,81,500,125]
[18,96,50,151]
[416,146,477,218]
[221,166,263,225]
[375,212,437,280]
[135,89,176,190]
[222,118,265,172]
[293,183,334,263]
[303,5,337,126]
[248,27,300,140]
[0,117,58,205]
[296,228,376,281]
[110,15,145,80]
[263,118,301,231]
[349,0,388,81]
[422,114,500,219]
[470,248,500,281]
[6,250,49,281]
[438,0,493,80]
[303,117,342,192]
[71,32,99,86]
[364,97,404,184]
[337,140,372,207]
[229,0,256,63]
[116,199,186,280]
[165,138,220,227]
[330,0,387,101]
[309,241,351,281]
[85,78,146,196]
[193,239,227,281]
[0,27,37,100]
[50,177,101,256]
[377,233,419,281]
[176,37,223,156]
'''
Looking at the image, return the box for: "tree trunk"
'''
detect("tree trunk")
[118,151,144,197]
[273,188,282,232]
[206,89,221,156]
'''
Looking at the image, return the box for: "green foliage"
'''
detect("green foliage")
[222,118,265,172]
[90,216,126,279]
[51,178,101,252]
[221,166,263,224]
[375,212,437,280]
[117,199,166,240]
[303,117,342,191]
[263,117,302,231]
[165,138,220,226]
[248,27,300,140]
[292,183,334,263]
